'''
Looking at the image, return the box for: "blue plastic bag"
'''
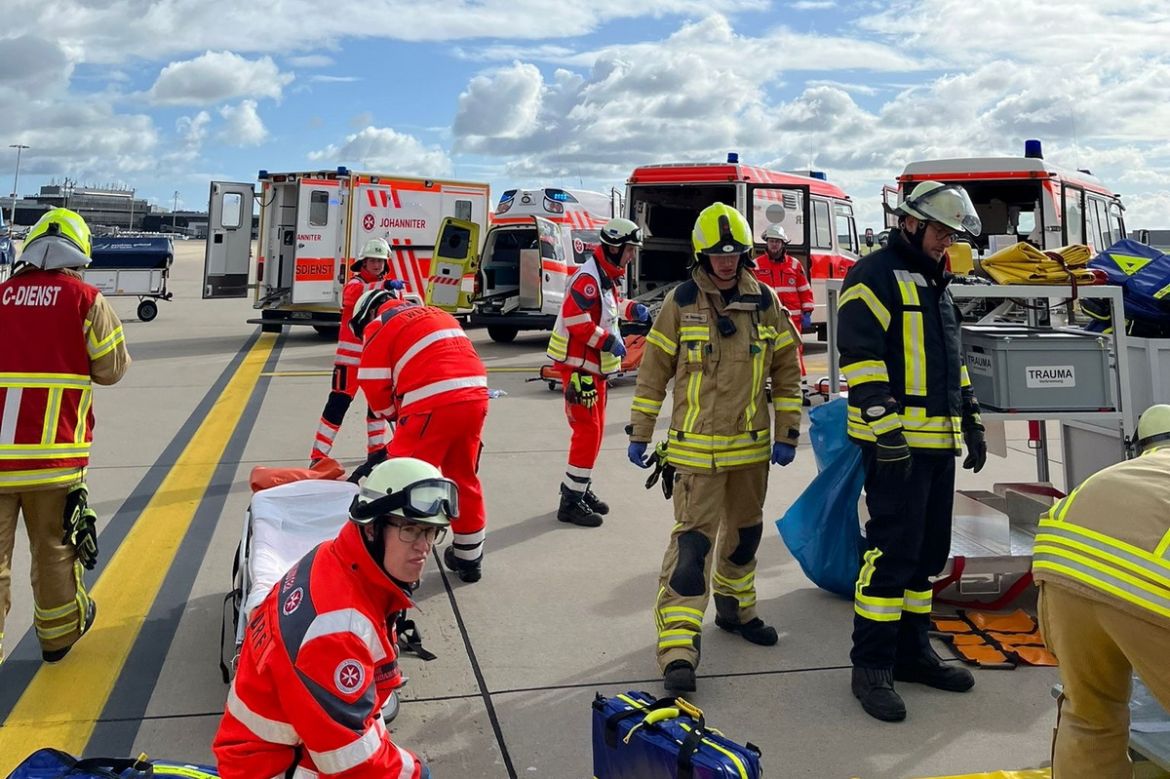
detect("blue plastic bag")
[776,398,864,598]
[6,749,218,778]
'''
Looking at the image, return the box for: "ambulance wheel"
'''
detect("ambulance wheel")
[487,326,518,343]
[313,325,340,339]
[137,299,158,322]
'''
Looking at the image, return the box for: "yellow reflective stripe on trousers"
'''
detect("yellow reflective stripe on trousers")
[658,628,697,650]
[658,605,703,628]
[903,588,932,614]
[646,328,678,357]
[856,549,905,622]
[838,283,891,330]
[842,360,889,386]
[902,311,926,396]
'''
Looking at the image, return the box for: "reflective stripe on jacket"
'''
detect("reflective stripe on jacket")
[546,246,636,377]
[1032,447,1170,628]
[335,273,383,367]
[629,268,802,472]
[837,229,978,453]
[213,522,422,779]
[0,268,130,489]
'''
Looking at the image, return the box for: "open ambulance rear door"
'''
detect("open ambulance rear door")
[426,217,480,312]
[203,181,255,298]
[291,178,345,304]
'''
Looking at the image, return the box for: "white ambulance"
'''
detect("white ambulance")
[203,168,490,334]
[471,187,620,342]
[884,141,1127,258]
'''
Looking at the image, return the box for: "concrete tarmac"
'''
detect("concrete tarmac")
[0,241,1066,778]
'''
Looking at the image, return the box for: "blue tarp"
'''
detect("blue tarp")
[1088,239,1170,325]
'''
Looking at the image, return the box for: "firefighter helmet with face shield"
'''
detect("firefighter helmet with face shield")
[598,218,643,248]
[895,181,982,237]
[20,208,93,270]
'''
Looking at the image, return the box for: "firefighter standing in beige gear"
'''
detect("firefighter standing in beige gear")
[0,209,130,664]
[1033,404,1170,779]
[627,203,803,693]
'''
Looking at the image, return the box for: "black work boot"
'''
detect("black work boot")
[894,647,975,692]
[557,486,602,527]
[443,546,482,583]
[42,599,97,664]
[663,660,697,693]
[714,616,778,646]
[851,667,907,722]
[582,487,610,516]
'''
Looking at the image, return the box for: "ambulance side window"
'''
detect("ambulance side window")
[812,199,832,249]
[1063,188,1085,245]
[1086,196,1106,252]
[309,191,329,227]
[455,200,472,221]
[221,193,242,230]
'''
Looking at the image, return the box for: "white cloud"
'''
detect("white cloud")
[287,54,335,68]
[791,0,836,8]
[218,100,268,146]
[308,127,453,176]
[0,35,73,92]
[309,74,361,83]
[454,62,545,140]
[173,111,211,160]
[149,51,294,105]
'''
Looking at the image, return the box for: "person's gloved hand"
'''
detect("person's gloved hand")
[963,426,987,473]
[801,312,813,331]
[63,485,99,570]
[771,442,796,466]
[384,278,405,291]
[604,334,627,358]
[875,429,912,482]
[566,372,598,408]
[632,303,651,322]
[628,441,651,468]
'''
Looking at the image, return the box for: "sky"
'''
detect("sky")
[2,0,1170,232]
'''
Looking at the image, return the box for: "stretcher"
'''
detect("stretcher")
[84,235,175,322]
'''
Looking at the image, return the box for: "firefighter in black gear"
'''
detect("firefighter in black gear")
[838,180,988,722]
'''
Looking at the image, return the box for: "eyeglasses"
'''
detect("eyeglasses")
[387,522,448,546]
[928,222,962,244]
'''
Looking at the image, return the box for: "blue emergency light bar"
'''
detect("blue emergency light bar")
[545,189,578,203]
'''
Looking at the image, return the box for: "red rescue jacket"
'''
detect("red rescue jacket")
[335,270,384,368]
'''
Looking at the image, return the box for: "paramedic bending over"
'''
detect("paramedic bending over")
[213,458,451,779]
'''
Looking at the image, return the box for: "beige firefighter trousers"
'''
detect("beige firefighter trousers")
[654,465,768,672]
[0,488,91,662]
[1039,582,1170,779]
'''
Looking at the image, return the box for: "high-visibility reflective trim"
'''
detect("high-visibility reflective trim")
[713,569,755,591]
[665,448,713,468]
[394,746,416,779]
[713,448,770,468]
[35,620,80,640]
[743,340,766,427]
[892,269,921,306]
[88,326,125,361]
[854,597,903,622]
[600,351,621,374]
[41,387,62,445]
[903,312,926,396]
[679,326,710,341]
[400,375,487,407]
[357,367,393,380]
[682,371,702,433]
[334,354,361,366]
[0,443,92,459]
[34,600,78,621]
[1156,530,1170,560]
[0,387,20,444]
[659,606,704,627]
[562,313,593,327]
[869,413,904,437]
[226,685,300,745]
[0,466,84,488]
[838,284,891,331]
[772,329,795,350]
[631,396,663,415]
[773,396,802,412]
[1036,520,1170,586]
[960,364,972,389]
[75,388,92,444]
[1033,550,1170,620]
[857,548,881,591]
[903,589,932,614]
[0,373,90,389]
[903,432,960,449]
[309,718,386,774]
[300,608,388,663]
[546,332,569,360]
[842,360,890,386]
[658,628,697,649]
[336,341,363,355]
[645,329,678,357]
[393,328,467,382]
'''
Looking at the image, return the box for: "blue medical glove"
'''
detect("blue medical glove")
[632,303,651,322]
[771,442,796,466]
[628,441,651,468]
[801,312,813,331]
[384,278,405,291]
[606,335,627,358]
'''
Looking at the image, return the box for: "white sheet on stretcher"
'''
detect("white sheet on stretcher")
[243,480,359,620]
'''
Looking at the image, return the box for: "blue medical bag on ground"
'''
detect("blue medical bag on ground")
[592,691,763,778]
[6,750,219,778]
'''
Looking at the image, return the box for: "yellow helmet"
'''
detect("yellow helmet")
[692,203,752,256]
[20,208,93,270]
[1135,404,1170,454]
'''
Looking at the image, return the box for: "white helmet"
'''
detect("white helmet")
[349,457,457,527]
[598,218,643,248]
[761,224,789,243]
[352,237,391,271]
[895,181,982,237]
[350,288,397,340]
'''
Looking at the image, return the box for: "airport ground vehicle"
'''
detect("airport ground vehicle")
[203,169,490,334]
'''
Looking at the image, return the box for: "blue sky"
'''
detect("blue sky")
[3,0,1169,231]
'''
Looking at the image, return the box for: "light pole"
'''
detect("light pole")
[172,190,180,232]
[9,144,29,221]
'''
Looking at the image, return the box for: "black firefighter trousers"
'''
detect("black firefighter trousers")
[851,446,955,669]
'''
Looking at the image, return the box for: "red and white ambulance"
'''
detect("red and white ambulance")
[203,168,490,333]
[885,141,1127,257]
[625,156,860,336]
[471,187,620,342]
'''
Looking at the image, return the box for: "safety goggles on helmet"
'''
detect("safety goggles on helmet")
[897,182,982,237]
[349,477,460,524]
[599,218,643,248]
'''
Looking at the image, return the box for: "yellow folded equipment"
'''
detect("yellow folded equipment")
[979,242,1095,285]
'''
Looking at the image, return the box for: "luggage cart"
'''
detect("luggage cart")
[85,235,175,322]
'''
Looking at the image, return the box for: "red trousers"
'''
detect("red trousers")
[561,369,607,493]
[311,365,389,461]
[386,397,488,541]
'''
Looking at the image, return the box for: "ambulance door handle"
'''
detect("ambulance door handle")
[544,273,550,282]
[298,242,306,249]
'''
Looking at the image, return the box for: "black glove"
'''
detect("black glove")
[63,484,99,570]
[874,429,912,482]
[348,447,388,483]
[963,424,987,473]
[565,372,598,408]
[643,442,676,500]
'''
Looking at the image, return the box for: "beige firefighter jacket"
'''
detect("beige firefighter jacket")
[629,267,802,473]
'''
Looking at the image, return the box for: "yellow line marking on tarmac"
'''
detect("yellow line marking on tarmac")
[262,366,543,377]
[0,334,275,773]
